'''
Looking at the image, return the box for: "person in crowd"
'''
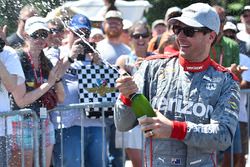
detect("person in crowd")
[237,53,250,167]
[237,5,250,56]
[10,16,64,167]
[0,35,25,167]
[49,14,106,167]
[119,19,133,46]
[210,6,241,167]
[210,5,239,67]
[236,6,250,167]
[96,10,131,167]
[7,5,38,48]
[223,21,238,40]
[43,18,65,65]
[224,17,250,167]
[115,21,152,167]
[147,6,182,53]
[151,19,166,37]
[89,28,105,43]
[115,3,240,167]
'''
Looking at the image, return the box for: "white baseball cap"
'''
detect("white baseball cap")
[122,19,133,30]
[241,5,250,14]
[25,16,49,35]
[168,3,220,34]
[223,22,237,32]
[105,10,123,20]
[90,28,104,38]
[165,6,182,21]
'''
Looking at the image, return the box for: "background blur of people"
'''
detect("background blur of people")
[44,18,65,65]
[223,21,238,40]
[7,5,38,48]
[151,19,166,37]
[237,6,250,56]
[49,14,107,167]
[147,6,181,53]
[89,28,104,43]
[96,10,131,167]
[10,16,64,167]
[211,5,242,167]
[115,21,152,167]
[0,41,25,167]
[119,19,133,47]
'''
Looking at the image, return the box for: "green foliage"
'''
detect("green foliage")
[0,0,65,35]
[0,0,248,34]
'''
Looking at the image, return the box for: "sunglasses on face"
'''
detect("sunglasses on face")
[131,33,150,39]
[172,25,210,37]
[30,31,48,39]
[49,28,64,34]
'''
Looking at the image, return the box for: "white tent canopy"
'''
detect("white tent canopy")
[48,0,152,23]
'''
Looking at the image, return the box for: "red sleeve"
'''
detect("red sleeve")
[120,94,132,106]
[170,121,187,140]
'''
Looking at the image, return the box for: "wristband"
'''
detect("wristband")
[120,94,132,106]
[68,57,74,63]
[170,121,187,140]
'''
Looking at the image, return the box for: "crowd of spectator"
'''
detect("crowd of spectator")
[0,1,250,167]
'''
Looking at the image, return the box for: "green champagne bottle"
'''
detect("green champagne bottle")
[130,93,156,118]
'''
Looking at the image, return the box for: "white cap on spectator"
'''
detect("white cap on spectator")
[168,3,220,34]
[243,6,250,12]
[105,10,123,20]
[165,6,182,21]
[90,28,104,38]
[122,19,133,30]
[223,22,237,32]
[25,16,49,35]
[152,19,166,29]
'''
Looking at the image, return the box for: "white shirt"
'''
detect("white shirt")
[0,46,25,136]
[239,53,250,122]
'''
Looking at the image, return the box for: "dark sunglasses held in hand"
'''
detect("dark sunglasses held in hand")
[172,25,211,37]
[30,31,48,39]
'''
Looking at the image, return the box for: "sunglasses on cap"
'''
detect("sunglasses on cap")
[131,33,150,39]
[30,31,48,39]
[49,28,64,34]
[172,25,211,37]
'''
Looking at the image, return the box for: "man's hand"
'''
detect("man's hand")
[138,110,173,138]
[116,76,138,98]
[228,63,248,81]
[69,38,85,59]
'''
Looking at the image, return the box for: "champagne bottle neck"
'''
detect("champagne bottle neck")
[129,93,138,100]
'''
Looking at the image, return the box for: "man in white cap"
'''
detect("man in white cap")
[96,10,131,167]
[223,21,238,40]
[115,3,240,166]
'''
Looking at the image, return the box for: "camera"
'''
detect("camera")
[77,41,96,61]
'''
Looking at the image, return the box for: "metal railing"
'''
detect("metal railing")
[1,89,250,167]
[0,109,39,167]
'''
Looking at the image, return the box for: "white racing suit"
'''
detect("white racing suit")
[114,55,240,167]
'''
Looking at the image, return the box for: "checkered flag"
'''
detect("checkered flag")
[77,64,120,119]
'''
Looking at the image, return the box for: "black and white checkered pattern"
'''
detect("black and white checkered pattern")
[77,64,120,119]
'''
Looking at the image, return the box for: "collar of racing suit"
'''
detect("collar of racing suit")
[179,56,211,72]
